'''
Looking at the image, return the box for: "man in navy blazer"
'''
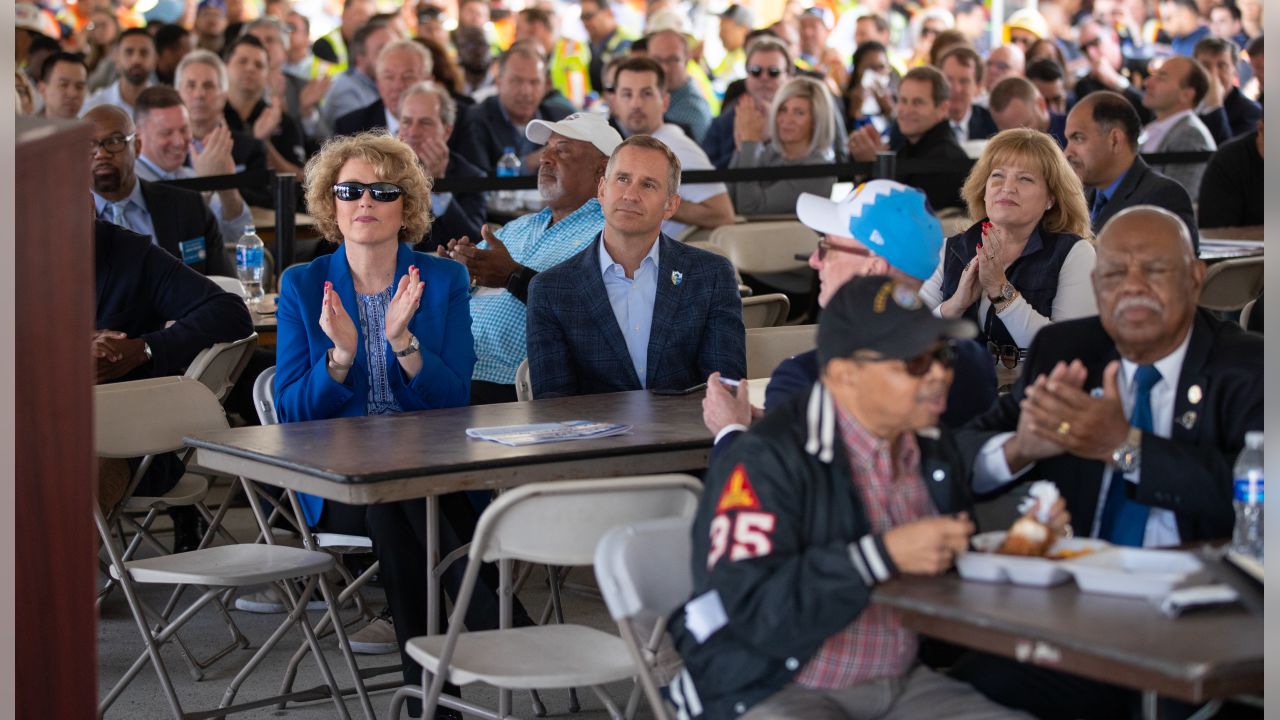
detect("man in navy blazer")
[1064,91,1199,250]
[526,135,746,398]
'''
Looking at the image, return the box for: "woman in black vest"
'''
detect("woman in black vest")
[920,128,1095,358]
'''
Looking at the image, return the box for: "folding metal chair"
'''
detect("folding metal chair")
[745,324,817,379]
[393,475,702,720]
[95,377,371,719]
[248,367,395,704]
[595,516,696,720]
[740,293,791,328]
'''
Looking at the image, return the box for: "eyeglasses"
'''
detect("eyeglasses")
[89,133,135,155]
[1079,37,1102,52]
[856,343,957,377]
[816,236,872,261]
[747,64,787,78]
[921,27,939,38]
[580,10,597,21]
[332,181,405,202]
[987,341,1028,369]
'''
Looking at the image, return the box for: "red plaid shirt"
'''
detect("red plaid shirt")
[793,406,936,689]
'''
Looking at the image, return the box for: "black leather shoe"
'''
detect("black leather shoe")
[171,508,208,554]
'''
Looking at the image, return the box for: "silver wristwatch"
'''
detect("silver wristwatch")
[1111,427,1143,472]
[393,335,421,358]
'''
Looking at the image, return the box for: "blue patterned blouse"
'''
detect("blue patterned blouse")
[355,286,403,415]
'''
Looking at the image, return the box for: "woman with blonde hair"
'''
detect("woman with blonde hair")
[920,128,1095,358]
[273,132,516,702]
[728,75,838,215]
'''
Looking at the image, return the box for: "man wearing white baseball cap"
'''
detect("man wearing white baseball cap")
[703,180,997,448]
[441,111,623,403]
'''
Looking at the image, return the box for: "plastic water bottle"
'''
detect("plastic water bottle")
[494,147,521,213]
[1231,431,1264,559]
[236,225,265,306]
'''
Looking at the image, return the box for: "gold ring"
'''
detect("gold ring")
[1056,421,1071,435]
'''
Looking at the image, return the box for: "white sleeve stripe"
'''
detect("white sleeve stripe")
[860,534,890,582]
[847,542,874,585]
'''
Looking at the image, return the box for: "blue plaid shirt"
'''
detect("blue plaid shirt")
[471,199,606,384]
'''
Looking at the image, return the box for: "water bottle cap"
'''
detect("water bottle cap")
[243,225,256,234]
[1245,431,1264,449]
[503,146,515,154]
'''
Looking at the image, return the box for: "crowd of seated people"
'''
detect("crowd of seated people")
[27,0,1262,717]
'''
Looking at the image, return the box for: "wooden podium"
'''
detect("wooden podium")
[16,116,97,718]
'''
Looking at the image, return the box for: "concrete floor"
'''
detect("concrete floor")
[97,493,651,720]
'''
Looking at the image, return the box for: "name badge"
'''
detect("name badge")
[180,237,207,265]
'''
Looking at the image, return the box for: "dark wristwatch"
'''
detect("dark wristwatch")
[1111,427,1143,473]
[504,264,539,304]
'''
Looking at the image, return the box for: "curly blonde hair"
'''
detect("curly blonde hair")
[303,130,434,244]
[961,128,1092,240]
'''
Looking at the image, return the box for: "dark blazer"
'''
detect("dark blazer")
[1087,156,1198,251]
[229,130,272,208]
[954,311,1262,544]
[1222,86,1262,140]
[95,220,253,381]
[413,151,488,253]
[890,120,971,210]
[1198,130,1263,229]
[454,95,572,175]
[526,233,746,398]
[333,98,388,136]
[1198,105,1232,146]
[967,103,998,140]
[138,179,230,276]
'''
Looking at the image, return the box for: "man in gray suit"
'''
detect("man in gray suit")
[1140,55,1216,198]
[1065,91,1198,250]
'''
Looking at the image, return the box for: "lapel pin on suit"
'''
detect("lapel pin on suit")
[1187,384,1202,405]
[671,270,684,286]
[1179,411,1198,430]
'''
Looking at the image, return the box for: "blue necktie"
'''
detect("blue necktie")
[1098,364,1161,546]
[110,200,128,228]
[1090,193,1109,227]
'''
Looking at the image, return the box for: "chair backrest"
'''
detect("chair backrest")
[936,207,972,238]
[254,365,278,425]
[471,475,701,566]
[1239,297,1258,332]
[740,293,790,329]
[746,324,817,379]
[184,333,258,402]
[208,275,248,297]
[514,358,533,402]
[594,516,694,623]
[1199,256,1264,311]
[95,377,230,458]
[709,221,818,275]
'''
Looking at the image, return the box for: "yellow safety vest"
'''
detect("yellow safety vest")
[549,37,592,108]
[312,28,349,78]
[687,61,721,116]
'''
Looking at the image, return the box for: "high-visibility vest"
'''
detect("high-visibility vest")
[549,37,592,108]
[313,28,349,78]
[687,61,720,116]
[592,28,636,92]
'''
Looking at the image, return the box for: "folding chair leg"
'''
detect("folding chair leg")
[587,685,625,720]
[218,576,351,720]
[278,560,378,702]
[545,565,581,714]
[315,568,376,720]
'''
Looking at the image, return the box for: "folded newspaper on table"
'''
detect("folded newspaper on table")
[465,420,633,446]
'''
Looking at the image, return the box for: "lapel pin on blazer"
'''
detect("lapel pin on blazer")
[1187,384,1202,405]
[671,270,684,286]
[1179,411,1198,430]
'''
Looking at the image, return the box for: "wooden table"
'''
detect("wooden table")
[873,574,1263,716]
[187,391,710,641]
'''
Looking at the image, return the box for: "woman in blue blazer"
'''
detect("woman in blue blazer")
[275,131,475,529]
[270,133,501,681]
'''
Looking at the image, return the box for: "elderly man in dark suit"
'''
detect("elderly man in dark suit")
[948,205,1261,719]
[1064,91,1198,250]
[86,104,231,276]
[526,135,746,397]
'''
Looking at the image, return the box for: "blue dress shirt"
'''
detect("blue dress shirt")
[599,237,660,388]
